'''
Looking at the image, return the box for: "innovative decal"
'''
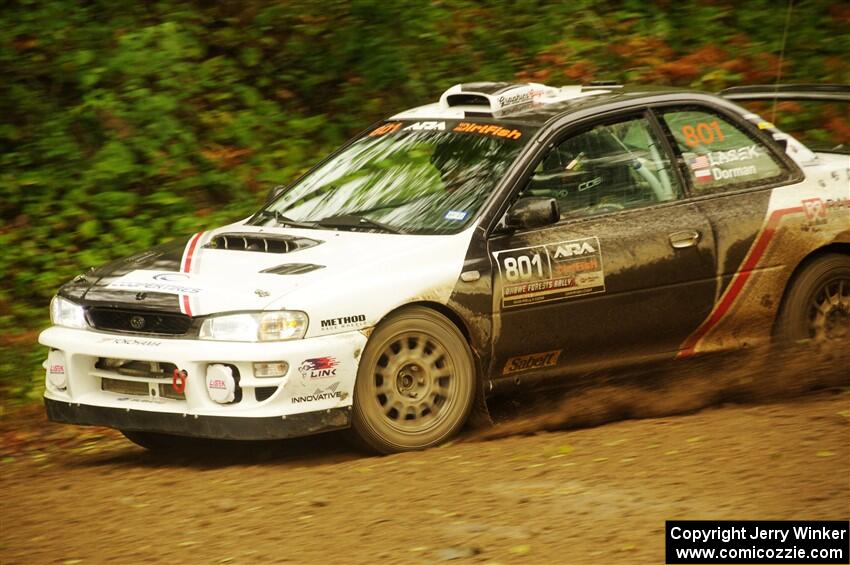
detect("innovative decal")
[292,382,342,403]
[503,350,562,375]
[494,237,605,308]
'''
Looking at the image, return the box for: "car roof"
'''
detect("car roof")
[391,84,713,129]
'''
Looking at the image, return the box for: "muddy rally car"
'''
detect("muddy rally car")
[41,82,850,453]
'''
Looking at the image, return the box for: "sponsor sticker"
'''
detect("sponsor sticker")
[292,381,343,403]
[299,357,339,379]
[369,122,402,137]
[453,122,522,140]
[320,314,367,331]
[444,210,468,221]
[802,198,828,226]
[97,337,162,347]
[503,350,562,375]
[681,120,726,147]
[404,121,445,131]
[493,237,605,308]
[105,270,202,295]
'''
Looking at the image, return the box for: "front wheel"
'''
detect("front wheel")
[777,253,850,341]
[351,306,476,454]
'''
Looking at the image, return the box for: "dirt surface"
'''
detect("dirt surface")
[2,384,849,564]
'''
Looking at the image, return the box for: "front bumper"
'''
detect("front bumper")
[44,398,350,440]
[39,325,367,440]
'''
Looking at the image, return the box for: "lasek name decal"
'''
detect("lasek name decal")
[503,350,562,375]
[494,237,605,308]
[688,144,764,184]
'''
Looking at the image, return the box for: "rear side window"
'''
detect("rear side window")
[661,108,788,194]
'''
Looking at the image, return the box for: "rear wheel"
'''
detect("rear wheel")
[778,253,850,341]
[351,307,475,453]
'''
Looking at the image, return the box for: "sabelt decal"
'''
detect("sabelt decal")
[503,350,562,375]
[494,237,605,308]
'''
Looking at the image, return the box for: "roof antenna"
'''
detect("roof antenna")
[772,0,794,124]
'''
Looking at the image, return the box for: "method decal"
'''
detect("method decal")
[494,237,605,308]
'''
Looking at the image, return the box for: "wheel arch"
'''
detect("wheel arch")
[375,300,474,350]
[772,242,850,334]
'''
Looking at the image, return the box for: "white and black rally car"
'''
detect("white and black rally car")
[41,82,850,453]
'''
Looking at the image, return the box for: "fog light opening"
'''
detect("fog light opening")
[253,361,289,378]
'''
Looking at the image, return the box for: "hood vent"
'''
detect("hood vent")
[262,263,325,275]
[205,233,320,254]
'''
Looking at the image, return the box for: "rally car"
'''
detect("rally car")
[41,82,850,453]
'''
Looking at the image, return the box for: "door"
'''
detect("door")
[656,105,801,355]
[488,113,717,380]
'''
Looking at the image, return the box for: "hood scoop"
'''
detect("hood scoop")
[204,233,321,254]
[262,263,325,275]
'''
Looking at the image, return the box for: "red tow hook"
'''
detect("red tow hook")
[172,368,188,394]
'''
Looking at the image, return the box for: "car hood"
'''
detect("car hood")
[68,222,472,321]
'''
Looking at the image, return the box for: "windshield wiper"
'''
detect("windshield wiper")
[316,214,405,234]
[255,210,318,229]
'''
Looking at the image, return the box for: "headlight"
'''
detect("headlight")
[199,311,308,342]
[50,296,87,329]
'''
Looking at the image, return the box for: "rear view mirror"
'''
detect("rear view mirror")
[506,197,560,229]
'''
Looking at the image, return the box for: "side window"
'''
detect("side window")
[527,116,683,220]
[661,108,788,194]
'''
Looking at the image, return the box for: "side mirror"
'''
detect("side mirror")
[506,197,560,229]
[266,184,286,202]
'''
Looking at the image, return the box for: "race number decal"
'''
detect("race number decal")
[681,120,725,147]
[493,237,605,308]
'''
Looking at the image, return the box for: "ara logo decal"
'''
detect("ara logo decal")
[403,121,445,131]
[299,357,339,379]
[553,241,596,258]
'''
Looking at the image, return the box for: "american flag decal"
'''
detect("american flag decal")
[688,155,710,170]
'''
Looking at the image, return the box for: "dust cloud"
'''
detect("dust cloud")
[476,338,850,440]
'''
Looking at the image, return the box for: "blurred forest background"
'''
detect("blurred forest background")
[2,0,849,404]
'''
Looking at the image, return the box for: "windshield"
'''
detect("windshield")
[253,120,533,234]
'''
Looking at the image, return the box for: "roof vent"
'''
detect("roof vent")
[204,233,320,254]
[439,82,558,115]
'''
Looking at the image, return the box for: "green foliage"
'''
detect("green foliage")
[1,0,848,402]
